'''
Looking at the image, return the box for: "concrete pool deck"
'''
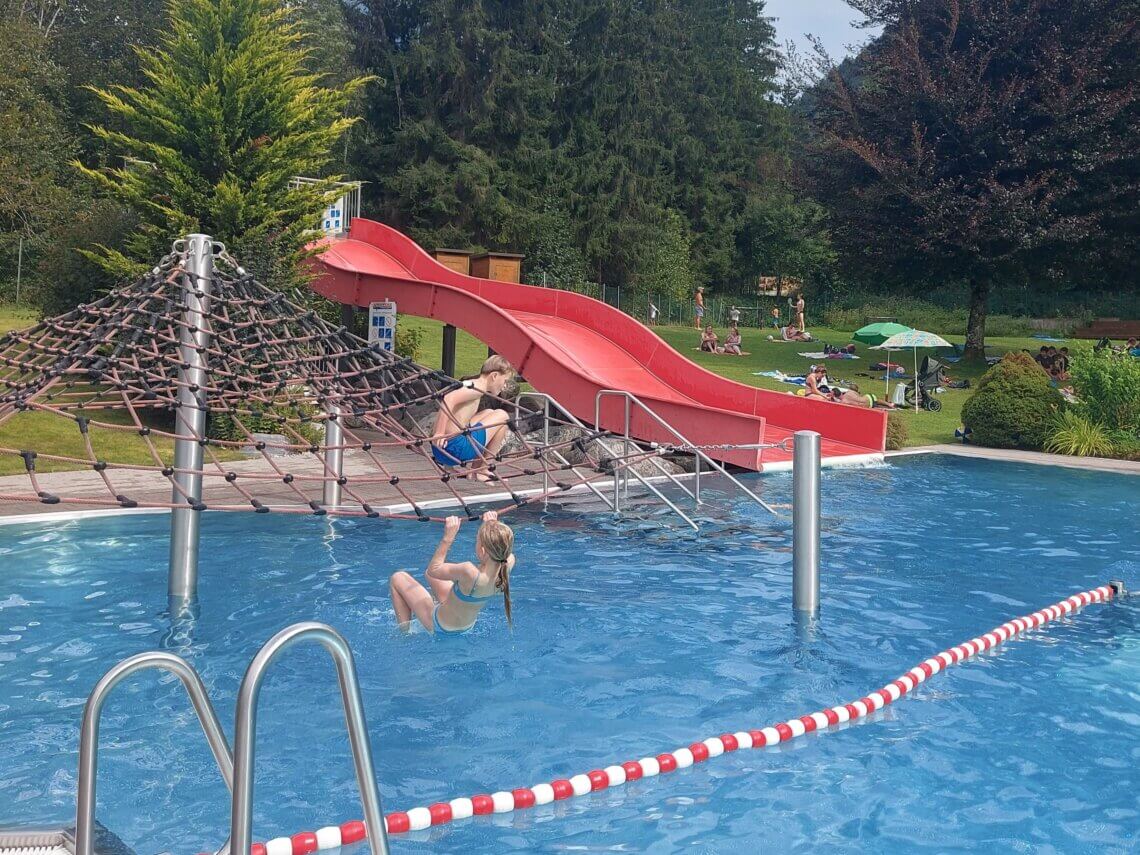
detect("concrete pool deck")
[889,444,1140,475]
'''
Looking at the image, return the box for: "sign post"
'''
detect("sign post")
[368,300,397,352]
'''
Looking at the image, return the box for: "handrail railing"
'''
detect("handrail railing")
[523,392,615,511]
[76,652,234,855]
[595,390,777,516]
[230,623,389,855]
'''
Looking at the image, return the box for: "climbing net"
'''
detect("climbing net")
[0,243,662,522]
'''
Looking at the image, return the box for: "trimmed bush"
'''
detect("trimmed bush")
[961,353,1063,449]
[885,412,908,450]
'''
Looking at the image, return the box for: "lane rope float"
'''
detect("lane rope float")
[214,581,1126,855]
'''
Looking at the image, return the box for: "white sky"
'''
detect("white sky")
[765,0,877,62]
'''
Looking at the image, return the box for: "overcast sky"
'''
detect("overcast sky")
[765,0,876,63]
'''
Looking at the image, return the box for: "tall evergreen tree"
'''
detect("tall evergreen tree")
[76,0,369,288]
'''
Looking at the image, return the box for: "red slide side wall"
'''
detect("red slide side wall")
[311,219,886,470]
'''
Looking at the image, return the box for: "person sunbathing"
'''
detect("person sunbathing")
[699,325,719,352]
[804,365,829,399]
[722,324,744,356]
[829,385,895,409]
[781,324,813,342]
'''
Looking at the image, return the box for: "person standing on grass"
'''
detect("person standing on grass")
[795,292,806,332]
[694,287,705,329]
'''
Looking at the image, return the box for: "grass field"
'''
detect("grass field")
[399,315,1076,448]
[0,304,37,336]
[1,305,1078,462]
[649,324,1084,447]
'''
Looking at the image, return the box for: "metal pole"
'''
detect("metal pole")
[323,402,344,508]
[231,623,389,855]
[442,324,457,377]
[542,397,550,499]
[792,430,821,614]
[15,235,22,304]
[169,234,214,602]
[76,652,234,855]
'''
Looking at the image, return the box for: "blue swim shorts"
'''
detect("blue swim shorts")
[431,422,487,465]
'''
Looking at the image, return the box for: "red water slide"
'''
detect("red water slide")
[311,219,886,470]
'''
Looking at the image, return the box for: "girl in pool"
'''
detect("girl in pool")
[389,511,515,634]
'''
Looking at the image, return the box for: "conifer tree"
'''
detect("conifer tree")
[76,0,369,288]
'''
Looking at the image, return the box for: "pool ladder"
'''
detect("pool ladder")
[525,390,776,531]
[75,623,390,855]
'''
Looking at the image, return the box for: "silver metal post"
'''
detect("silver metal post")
[76,652,234,855]
[542,397,550,499]
[792,430,821,613]
[231,623,389,855]
[15,235,23,304]
[169,234,214,601]
[323,402,344,508]
[622,395,631,502]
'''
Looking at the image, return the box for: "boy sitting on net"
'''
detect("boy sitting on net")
[430,355,515,482]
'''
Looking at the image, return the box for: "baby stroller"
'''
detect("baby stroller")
[904,356,946,411]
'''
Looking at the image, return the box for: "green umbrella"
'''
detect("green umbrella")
[852,322,912,346]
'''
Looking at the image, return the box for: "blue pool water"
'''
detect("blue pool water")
[1,456,1138,853]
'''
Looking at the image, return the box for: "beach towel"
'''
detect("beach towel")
[798,351,860,360]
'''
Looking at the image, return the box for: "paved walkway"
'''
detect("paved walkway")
[888,444,1140,476]
[0,439,576,521]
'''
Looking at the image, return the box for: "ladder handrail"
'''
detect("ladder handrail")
[76,652,234,855]
[230,622,389,855]
[595,389,777,516]
[523,392,615,511]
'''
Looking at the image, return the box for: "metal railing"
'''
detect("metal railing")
[594,390,778,518]
[230,623,389,855]
[76,652,234,855]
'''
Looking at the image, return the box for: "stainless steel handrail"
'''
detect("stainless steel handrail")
[76,652,234,855]
[525,392,615,511]
[595,390,777,516]
[230,623,389,855]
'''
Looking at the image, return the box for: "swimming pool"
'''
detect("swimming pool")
[1,456,1137,853]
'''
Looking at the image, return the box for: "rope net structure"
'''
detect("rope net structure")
[0,243,649,523]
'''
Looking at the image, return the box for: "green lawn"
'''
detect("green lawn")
[649,324,1084,447]
[399,314,1077,448]
[398,316,492,379]
[0,304,37,336]
[0,305,1077,457]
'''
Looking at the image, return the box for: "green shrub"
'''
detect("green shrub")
[885,412,908,450]
[395,326,424,361]
[1069,349,1140,434]
[209,398,322,446]
[961,353,1063,449]
[1044,411,1116,457]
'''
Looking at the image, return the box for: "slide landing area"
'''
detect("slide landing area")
[311,219,886,471]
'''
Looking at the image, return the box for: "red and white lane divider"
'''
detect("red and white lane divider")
[224,582,1123,855]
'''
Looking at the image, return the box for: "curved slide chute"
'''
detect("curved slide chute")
[311,219,886,471]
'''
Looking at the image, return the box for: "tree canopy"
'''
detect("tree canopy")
[75,0,369,289]
[802,0,1139,353]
